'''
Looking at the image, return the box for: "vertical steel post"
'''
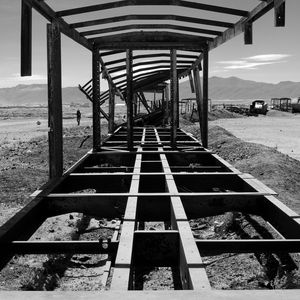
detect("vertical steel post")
[92,47,101,152]
[108,82,115,134]
[170,49,178,149]
[47,22,63,179]
[202,45,209,148]
[126,49,134,150]
[164,85,170,125]
[176,76,180,128]
[193,66,203,142]
[21,0,32,76]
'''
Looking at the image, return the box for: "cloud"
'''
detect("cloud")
[10,73,47,81]
[216,53,290,71]
[246,54,291,62]
[0,73,47,88]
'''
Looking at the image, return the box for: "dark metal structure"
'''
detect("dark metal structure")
[2,0,300,298]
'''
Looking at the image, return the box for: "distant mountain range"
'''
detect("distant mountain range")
[0,84,88,106]
[180,76,300,100]
[1,76,300,106]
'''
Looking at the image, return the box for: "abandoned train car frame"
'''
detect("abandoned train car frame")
[2,0,300,298]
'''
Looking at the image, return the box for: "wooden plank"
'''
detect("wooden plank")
[21,0,32,76]
[47,22,63,179]
[92,47,101,152]
[126,49,134,150]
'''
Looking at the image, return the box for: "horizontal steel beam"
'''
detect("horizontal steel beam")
[196,239,300,254]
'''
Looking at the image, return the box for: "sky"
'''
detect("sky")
[0,0,299,89]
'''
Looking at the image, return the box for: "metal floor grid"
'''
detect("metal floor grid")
[1,126,300,296]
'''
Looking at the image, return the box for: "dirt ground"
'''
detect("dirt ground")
[210,110,300,161]
[0,108,300,291]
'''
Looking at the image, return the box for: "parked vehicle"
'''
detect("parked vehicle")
[250,100,268,115]
[271,97,292,112]
[292,97,300,113]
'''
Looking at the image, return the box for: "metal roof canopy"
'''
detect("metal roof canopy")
[20,0,286,153]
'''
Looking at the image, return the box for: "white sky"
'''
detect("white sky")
[0,0,299,88]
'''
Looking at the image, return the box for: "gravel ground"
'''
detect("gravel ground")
[210,111,300,161]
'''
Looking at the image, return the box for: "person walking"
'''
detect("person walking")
[76,109,81,126]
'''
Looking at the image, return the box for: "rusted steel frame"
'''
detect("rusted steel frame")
[164,84,170,124]
[81,78,92,89]
[101,50,125,57]
[57,0,248,17]
[23,0,92,51]
[70,15,234,29]
[274,0,285,26]
[156,139,210,289]
[193,66,203,143]
[21,0,32,76]
[136,92,152,114]
[114,70,170,87]
[107,59,193,73]
[111,146,143,290]
[209,0,283,51]
[0,241,118,255]
[0,197,48,271]
[99,56,126,103]
[129,72,184,93]
[95,42,205,51]
[202,45,209,148]
[78,86,110,121]
[188,72,195,93]
[196,239,300,254]
[261,195,300,239]
[111,65,186,81]
[244,22,253,45]
[81,24,221,38]
[89,31,214,47]
[104,53,199,67]
[47,22,63,179]
[170,49,178,149]
[47,192,275,200]
[92,47,101,152]
[126,49,134,150]
[108,82,115,134]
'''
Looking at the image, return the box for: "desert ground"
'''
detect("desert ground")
[0,106,300,290]
[211,110,300,161]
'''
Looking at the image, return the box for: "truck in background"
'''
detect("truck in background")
[250,100,268,115]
